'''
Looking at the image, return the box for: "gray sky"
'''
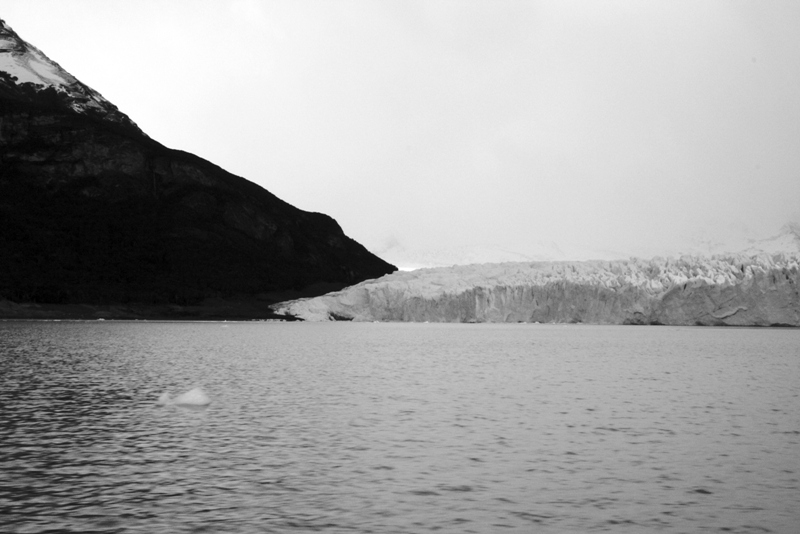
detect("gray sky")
[5,1,800,260]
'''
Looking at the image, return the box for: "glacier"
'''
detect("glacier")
[273,253,800,326]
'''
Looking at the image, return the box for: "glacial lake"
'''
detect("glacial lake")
[1,321,798,534]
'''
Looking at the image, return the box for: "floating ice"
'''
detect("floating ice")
[157,387,212,407]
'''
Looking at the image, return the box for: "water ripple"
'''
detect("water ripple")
[1,322,798,533]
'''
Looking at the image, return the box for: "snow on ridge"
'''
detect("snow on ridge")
[0,18,144,134]
[2,49,71,87]
[1,19,75,88]
[23,50,71,85]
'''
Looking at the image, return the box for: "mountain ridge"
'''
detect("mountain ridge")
[0,18,395,318]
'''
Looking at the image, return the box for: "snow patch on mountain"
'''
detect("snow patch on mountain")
[0,30,69,86]
[0,19,144,134]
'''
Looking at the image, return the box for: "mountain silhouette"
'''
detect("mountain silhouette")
[0,19,395,318]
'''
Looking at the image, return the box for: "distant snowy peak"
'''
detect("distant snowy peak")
[742,222,800,256]
[373,223,800,271]
[374,243,563,271]
[670,221,800,259]
[371,238,596,271]
[0,19,144,135]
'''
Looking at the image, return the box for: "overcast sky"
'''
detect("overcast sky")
[5,1,800,261]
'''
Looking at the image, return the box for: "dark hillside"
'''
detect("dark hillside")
[0,77,395,314]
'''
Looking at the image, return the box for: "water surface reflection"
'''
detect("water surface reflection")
[1,321,798,533]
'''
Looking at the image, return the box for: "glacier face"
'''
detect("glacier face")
[274,254,800,326]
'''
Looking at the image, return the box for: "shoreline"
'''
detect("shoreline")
[0,298,300,322]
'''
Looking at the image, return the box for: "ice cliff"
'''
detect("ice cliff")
[273,253,800,326]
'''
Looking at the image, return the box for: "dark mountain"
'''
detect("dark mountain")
[0,19,395,318]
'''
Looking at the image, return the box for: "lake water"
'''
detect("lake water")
[1,321,798,534]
